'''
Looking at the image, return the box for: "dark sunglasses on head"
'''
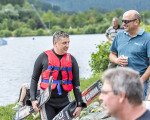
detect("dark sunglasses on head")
[122,19,137,24]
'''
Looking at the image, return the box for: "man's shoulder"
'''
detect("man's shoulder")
[70,54,75,60]
[141,31,150,42]
[38,52,48,59]
[107,26,113,30]
[116,30,125,36]
[143,31,150,37]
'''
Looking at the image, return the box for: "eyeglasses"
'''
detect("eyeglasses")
[101,90,114,95]
[122,19,137,24]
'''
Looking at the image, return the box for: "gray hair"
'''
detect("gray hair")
[102,67,143,105]
[53,31,69,43]
[134,13,141,24]
[112,17,119,22]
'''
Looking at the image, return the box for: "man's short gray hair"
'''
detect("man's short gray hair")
[53,31,69,43]
[134,13,141,24]
[112,17,119,22]
[102,67,143,105]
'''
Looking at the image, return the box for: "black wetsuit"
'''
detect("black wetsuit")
[30,49,82,120]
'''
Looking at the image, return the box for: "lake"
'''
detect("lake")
[0,34,106,106]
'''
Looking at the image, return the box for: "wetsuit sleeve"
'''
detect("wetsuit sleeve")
[71,55,83,107]
[30,52,48,101]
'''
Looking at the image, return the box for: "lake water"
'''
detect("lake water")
[0,34,106,106]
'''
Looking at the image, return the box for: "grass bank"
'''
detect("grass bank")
[0,73,102,120]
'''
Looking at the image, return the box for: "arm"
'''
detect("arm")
[109,51,118,64]
[140,58,150,83]
[30,52,47,111]
[105,27,113,44]
[106,35,113,44]
[71,56,82,118]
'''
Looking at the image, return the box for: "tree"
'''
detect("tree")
[2,4,19,20]
[76,12,87,27]
[27,19,36,30]
[0,0,25,6]
[140,11,150,24]
[114,8,124,17]
[68,14,78,28]
[59,14,69,28]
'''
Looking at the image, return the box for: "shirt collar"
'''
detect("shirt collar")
[113,25,120,29]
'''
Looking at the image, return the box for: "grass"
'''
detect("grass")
[0,103,40,120]
[0,72,103,120]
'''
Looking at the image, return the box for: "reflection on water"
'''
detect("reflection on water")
[0,34,106,106]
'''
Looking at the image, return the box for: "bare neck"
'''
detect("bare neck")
[53,47,63,55]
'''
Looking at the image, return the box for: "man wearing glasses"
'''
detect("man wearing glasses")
[109,10,150,100]
[99,67,150,120]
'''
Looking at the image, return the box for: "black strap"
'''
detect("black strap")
[66,67,69,85]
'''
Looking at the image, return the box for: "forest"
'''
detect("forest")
[42,0,150,12]
[0,0,150,37]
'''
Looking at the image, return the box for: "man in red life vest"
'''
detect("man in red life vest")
[30,31,82,120]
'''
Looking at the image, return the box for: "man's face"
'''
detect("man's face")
[99,81,120,117]
[112,19,119,27]
[122,13,137,32]
[54,37,70,55]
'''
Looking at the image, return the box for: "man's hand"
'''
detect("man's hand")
[116,55,128,67]
[31,100,40,111]
[73,107,82,119]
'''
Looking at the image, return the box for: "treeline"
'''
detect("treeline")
[0,0,150,37]
[43,0,150,12]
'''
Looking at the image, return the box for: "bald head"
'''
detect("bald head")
[123,10,141,24]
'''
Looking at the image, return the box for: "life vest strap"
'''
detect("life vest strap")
[48,66,72,71]
[41,79,72,95]
[41,79,72,84]
[53,80,72,84]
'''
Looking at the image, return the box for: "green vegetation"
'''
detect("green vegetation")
[89,41,111,73]
[0,104,38,120]
[42,0,150,13]
[0,73,102,120]
[1,0,150,37]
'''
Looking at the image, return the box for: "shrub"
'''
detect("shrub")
[36,28,44,36]
[68,29,75,35]
[97,23,110,33]
[3,30,12,37]
[89,41,111,73]
[20,28,34,37]
[84,25,96,34]
[14,28,23,37]
[51,25,62,34]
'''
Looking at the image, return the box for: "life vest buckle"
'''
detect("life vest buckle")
[59,67,63,71]
[61,80,65,84]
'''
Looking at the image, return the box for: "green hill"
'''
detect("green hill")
[41,0,150,12]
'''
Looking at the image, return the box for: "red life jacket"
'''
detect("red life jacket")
[40,50,73,95]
